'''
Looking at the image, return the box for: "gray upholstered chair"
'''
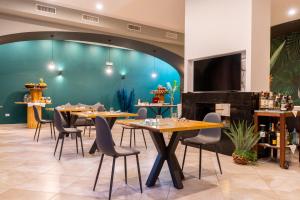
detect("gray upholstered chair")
[53,109,84,160]
[181,112,222,179]
[93,116,142,200]
[120,108,147,148]
[83,104,106,137]
[33,105,55,142]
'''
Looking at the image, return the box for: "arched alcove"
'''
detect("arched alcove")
[0,33,183,123]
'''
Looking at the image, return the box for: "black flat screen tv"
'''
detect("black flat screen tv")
[193,53,241,92]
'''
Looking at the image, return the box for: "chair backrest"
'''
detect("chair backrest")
[54,109,66,133]
[198,112,222,141]
[135,107,147,120]
[33,106,41,123]
[97,105,106,112]
[95,116,117,157]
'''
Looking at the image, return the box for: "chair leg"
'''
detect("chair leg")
[181,145,187,171]
[215,145,222,174]
[124,156,127,184]
[33,122,39,141]
[54,134,60,156]
[134,129,136,146]
[37,123,42,142]
[59,136,65,160]
[199,145,202,179]
[136,154,143,193]
[83,126,86,136]
[53,123,56,140]
[50,122,53,139]
[141,129,147,149]
[89,126,91,137]
[120,127,125,146]
[130,129,132,147]
[109,157,116,200]
[93,154,104,191]
[75,135,79,154]
[80,134,84,157]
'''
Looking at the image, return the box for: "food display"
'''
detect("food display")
[151,85,168,103]
[24,78,48,89]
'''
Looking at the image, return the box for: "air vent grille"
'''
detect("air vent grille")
[127,24,142,32]
[165,32,178,40]
[82,14,99,23]
[36,4,56,14]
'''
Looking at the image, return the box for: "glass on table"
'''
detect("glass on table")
[171,112,178,119]
[109,107,114,113]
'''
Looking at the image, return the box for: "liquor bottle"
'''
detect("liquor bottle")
[285,125,290,145]
[292,128,299,145]
[280,96,287,111]
[268,92,274,110]
[269,123,277,146]
[276,122,281,147]
[259,124,267,143]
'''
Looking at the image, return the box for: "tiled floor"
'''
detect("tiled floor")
[0,124,300,200]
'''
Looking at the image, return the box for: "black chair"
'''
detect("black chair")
[120,108,147,148]
[82,105,106,137]
[181,112,223,179]
[93,116,142,200]
[53,109,84,160]
[33,105,56,142]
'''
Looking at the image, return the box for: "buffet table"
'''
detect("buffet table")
[135,103,177,116]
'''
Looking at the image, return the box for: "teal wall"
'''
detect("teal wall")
[0,40,180,124]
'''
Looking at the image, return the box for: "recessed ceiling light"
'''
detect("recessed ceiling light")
[96,3,103,10]
[288,8,297,16]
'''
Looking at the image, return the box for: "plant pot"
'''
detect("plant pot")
[232,153,249,165]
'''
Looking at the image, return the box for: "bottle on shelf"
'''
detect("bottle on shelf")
[291,128,299,145]
[268,92,274,110]
[276,122,281,147]
[280,96,287,111]
[259,124,267,143]
[285,125,290,145]
[269,123,277,146]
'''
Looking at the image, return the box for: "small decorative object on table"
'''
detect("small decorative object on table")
[224,121,260,165]
[166,80,178,114]
[151,85,168,103]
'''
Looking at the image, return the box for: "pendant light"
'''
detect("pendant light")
[151,50,158,79]
[105,39,113,75]
[48,35,56,71]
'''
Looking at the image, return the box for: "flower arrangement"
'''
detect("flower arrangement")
[166,80,178,105]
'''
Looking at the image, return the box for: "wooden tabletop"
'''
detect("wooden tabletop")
[46,107,94,112]
[15,102,52,105]
[71,111,138,118]
[254,110,300,117]
[116,119,224,132]
[135,104,177,108]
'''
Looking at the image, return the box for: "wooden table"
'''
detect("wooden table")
[46,107,94,127]
[135,104,177,116]
[254,110,300,169]
[117,118,224,189]
[72,111,138,154]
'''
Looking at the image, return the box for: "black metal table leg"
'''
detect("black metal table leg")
[146,131,184,189]
[89,117,117,154]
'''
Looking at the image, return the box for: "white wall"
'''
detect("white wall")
[184,0,271,92]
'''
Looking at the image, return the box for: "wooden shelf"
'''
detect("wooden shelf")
[15,102,51,105]
[258,143,280,149]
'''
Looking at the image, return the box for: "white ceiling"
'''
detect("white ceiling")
[38,0,300,32]
[272,0,300,26]
[38,0,185,33]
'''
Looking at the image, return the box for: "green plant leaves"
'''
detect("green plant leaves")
[224,121,260,152]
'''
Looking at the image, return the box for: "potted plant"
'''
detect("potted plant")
[224,121,260,165]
